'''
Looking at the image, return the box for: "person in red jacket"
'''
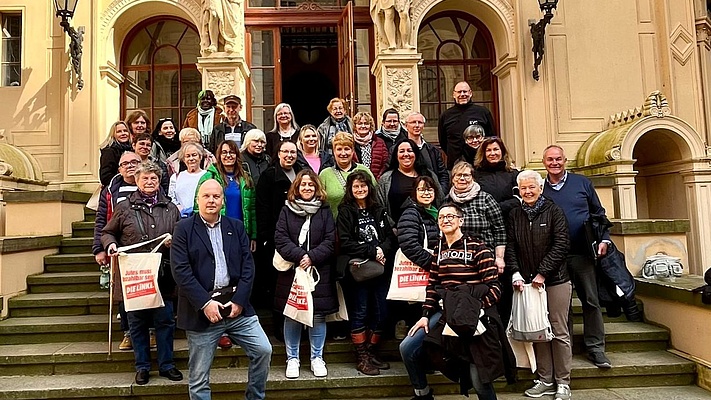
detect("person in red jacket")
[352,112,389,180]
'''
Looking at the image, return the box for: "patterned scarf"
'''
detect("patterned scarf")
[380,127,401,142]
[197,107,215,143]
[522,195,546,221]
[286,198,322,249]
[448,181,481,203]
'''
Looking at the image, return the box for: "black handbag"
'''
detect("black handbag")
[348,258,384,282]
[208,285,237,318]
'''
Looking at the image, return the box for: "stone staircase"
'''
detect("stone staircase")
[0,209,706,399]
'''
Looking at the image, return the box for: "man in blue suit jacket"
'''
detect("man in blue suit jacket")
[171,179,272,400]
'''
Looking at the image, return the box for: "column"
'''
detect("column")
[682,168,711,275]
[371,50,422,117]
[197,56,250,117]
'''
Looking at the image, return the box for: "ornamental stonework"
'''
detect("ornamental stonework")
[207,71,236,98]
[386,68,413,114]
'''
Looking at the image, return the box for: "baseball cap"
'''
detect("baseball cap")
[224,95,241,105]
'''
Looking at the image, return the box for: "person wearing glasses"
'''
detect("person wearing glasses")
[256,140,304,340]
[266,103,300,159]
[401,203,511,400]
[99,121,133,186]
[318,132,375,218]
[374,108,407,153]
[317,98,353,156]
[295,124,334,173]
[459,123,485,166]
[240,128,271,186]
[351,112,389,180]
[404,112,449,194]
[151,118,181,166]
[132,133,170,197]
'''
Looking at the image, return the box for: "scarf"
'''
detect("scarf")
[137,191,158,207]
[286,198,322,248]
[197,107,215,143]
[522,195,546,221]
[425,205,438,221]
[332,116,350,133]
[353,129,373,146]
[380,127,401,142]
[154,134,181,156]
[448,181,481,203]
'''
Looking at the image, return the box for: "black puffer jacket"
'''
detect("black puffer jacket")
[273,204,338,315]
[474,161,519,219]
[397,198,439,270]
[99,141,132,186]
[505,198,570,287]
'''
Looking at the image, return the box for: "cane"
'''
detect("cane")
[107,255,116,361]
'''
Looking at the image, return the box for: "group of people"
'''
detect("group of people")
[91,82,616,400]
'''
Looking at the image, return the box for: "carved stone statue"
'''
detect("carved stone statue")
[370,0,415,50]
[200,0,243,55]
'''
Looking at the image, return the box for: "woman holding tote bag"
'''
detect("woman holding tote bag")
[505,170,572,400]
[274,170,338,379]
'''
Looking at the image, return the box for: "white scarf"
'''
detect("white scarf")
[286,199,322,248]
[197,107,216,143]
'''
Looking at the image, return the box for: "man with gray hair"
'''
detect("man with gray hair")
[405,111,449,193]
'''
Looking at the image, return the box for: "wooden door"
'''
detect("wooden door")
[337,1,355,115]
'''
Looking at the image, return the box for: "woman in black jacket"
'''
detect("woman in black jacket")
[274,170,337,379]
[337,170,397,376]
[473,137,520,220]
[505,170,572,400]
[99,121,133,186]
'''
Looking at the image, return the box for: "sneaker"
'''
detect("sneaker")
[149,330,157,349]
[554,384,571,400]
[587,352,612,369]
[395,320,408,340]
[119,334,133,351]
[310,357,328,377]
[410,388,434,400]
[524,380,556,398]
[285,358,300,379]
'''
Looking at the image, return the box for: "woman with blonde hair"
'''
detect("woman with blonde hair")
[99,121,132,185]
[240,128,271,186]
[266,103,299,158]
[317,98,353,155]
[274,170,337,378]
[352,112,389,180]
[295,124,334,173]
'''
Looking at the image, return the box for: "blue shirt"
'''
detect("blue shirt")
[224,174,243,221]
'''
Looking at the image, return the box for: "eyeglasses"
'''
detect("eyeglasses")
[454,173,472,180]
[221,151,237,157]
[465,136,483,143]
[416,187,434,194]
[280,150,297,155]
[438,214,462,222]
[119,160,141,167]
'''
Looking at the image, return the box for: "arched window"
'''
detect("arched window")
[418,12,498,130]
[121,18,201,125]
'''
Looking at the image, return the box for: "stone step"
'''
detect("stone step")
[44,253,98,273]
[84,208,96,222]
[60,238,94,254]
[71,221,95,238]
[27,272,102,294]
[8,292,109,317]
[0,351,696,399]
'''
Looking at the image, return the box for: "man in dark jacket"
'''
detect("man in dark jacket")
[171,179,272,400]
[542,145,612,369]
[375,108,407,152]
[438,82,496,169]
[405,112,450,194]
[208,94,257,153]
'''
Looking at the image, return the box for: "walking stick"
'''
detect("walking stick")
[107,255,116,361]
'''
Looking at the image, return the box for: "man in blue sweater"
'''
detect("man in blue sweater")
[542,145,612,369]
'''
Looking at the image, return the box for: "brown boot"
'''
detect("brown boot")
[352,331,379,375]
[367,330,391,370]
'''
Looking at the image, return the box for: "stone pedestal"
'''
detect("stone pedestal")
[197,55,250,117]
[371,51,422,117]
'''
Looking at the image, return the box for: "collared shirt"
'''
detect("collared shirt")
[200,215,230,290]
[546,170,568,191]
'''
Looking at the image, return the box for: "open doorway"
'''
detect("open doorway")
[281,27,339,126]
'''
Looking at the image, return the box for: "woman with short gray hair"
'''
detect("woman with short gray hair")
[168,142,207,217]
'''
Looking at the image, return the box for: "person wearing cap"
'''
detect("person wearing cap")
[182,89,224,146]
[209,94,257,154]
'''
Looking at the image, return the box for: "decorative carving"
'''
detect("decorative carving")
[371,0,415,51]
[200,0,244,56]
[669,24,694,65]
[101,0,202,37]
[696,17,711,50]
[605,145,622,161]
[206,71,235,97]
[609,107,644,126]
[643,90,671,118]
[296,1,324,10]
[385,68,413,113]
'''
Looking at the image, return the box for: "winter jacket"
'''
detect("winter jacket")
[505,199,570,287]
[256,162,303,243]
[99,141,132,186]
[296,150,335,173]
[354,136,389,180]
[317,115,353,154]
[240,150,271,186]
[101,190,180,299]
[377,169,444,227]
[273,204,338,315]
[193,164,257,239]
[419,142,450,194]
[598,241,636,303]
[437,102,496,169]
[474,162,520,219]
[92,174,137,255]
[336,202,398,275]
[396,198,439,270]
[208,120,257,154]
[265,129,298,159]
[182,106,224,131]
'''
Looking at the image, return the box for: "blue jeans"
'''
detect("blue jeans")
[126,300,175,372]
[399,312,441,390]
[350,275,389,332]
[284,315,327,360]
[469,363,497,400]
[186,314,272,400]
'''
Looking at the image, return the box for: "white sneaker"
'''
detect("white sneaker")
[310,357,328,377]
[285,358,300,379]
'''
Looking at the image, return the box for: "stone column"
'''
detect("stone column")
[611,162,639,219]
[371,50,422,118]
[682,168,711,275]
[197,56,250,117]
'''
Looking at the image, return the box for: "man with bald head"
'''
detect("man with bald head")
[171,179,272,400]
[438,81,496,169]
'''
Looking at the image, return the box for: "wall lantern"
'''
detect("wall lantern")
[53,0,84,90]
[529,0,559,81]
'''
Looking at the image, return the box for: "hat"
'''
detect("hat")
[224,94,241,105]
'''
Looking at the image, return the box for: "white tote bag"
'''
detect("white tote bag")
[387,226,429,302]
[116,233,171,312]
[283,266,320,327]
[507,283,554,342]
[326,281,349,322]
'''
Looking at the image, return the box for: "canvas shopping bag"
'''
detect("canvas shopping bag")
[326,281,349,322]
[387,226,429,302]
[116,233,171,312]
[507,283,554,342]
[283,266,320,327]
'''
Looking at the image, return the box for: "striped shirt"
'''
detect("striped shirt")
[200,216,230,290]
[423,235,501,317]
